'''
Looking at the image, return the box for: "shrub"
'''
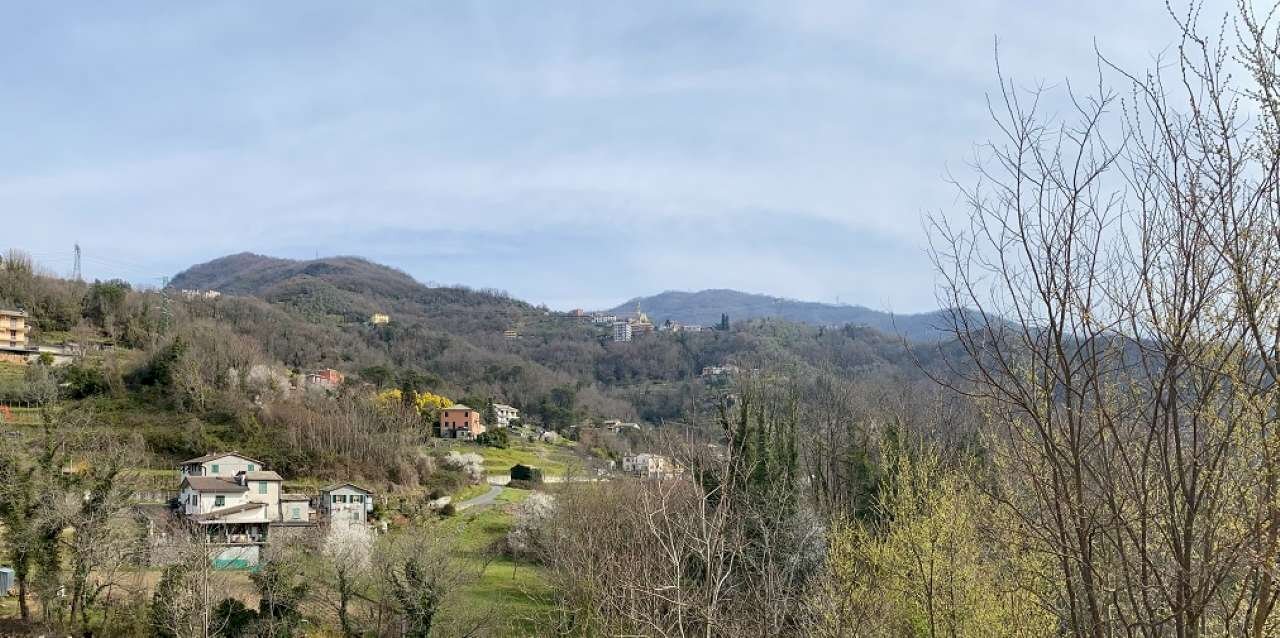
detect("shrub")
[476,428,509,448]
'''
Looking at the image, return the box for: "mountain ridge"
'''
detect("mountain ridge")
[608,289,956,342]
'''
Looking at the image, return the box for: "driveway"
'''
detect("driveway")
[458,484,504,510]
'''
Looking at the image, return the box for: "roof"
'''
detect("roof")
[181,476,248,493]
[320,482,373,494]
[241,470,283,481]
[445,404,473,411]
[195,502,267,522]
[280,493,311,501]
[0,309,28,318]
[493,403,517,410]
[181,451,263,465]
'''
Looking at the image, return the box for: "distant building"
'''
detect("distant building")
[504,329,519,339]
[682,325,704,332]
[319,483,374,525]
[592,313,617,325]
[305,368,345,389]
[613,321,632,343]
[370,313,390,325]
[630,305,655,337]
[439,404,486,439]
[493,403,520,427]
[700,364,741,378]
[568,309,592,322]
[602,419,640,434]
[0,309,32,363]
[179,289,221,300]
[622,453,678,479]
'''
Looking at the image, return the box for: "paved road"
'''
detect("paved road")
[458,484,504,510]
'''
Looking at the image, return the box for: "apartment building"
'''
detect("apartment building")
[0,309,30,351]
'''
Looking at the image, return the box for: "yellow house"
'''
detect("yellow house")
[1,309,29,349]
[0,309,31,363]
[370,313,390,325]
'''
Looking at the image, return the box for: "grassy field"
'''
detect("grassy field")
[434,439,585,479]
[0,362,24,384]
[445,487,556,635]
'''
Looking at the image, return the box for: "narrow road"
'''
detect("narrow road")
[457,484,503,510]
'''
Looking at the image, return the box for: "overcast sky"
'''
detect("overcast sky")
[1,1,1231,311]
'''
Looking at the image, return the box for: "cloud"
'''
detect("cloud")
[0,1,1234,311]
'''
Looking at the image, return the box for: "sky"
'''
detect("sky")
[0,1,1233,312]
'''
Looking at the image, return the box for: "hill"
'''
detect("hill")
[608,289,956,342]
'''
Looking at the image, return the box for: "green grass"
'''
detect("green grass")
[445,487,555,635]
[0,362,25,384]
[434,440,583,479]
[453,482,492,502]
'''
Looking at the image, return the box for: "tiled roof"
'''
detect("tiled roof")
[194,502,267,521]
[280,493,310,501]
[181,451,262,465]
[242,470,283,481]
[320,482,373,494]
[181,476,248,492]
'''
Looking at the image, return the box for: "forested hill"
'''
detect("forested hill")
[162,253,957,426]
[608,289,956,342]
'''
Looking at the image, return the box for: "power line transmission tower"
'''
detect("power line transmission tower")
[72,243,82,281]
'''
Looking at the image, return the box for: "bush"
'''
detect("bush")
[439,503,457,517]
[441,451,485,482]
[476,428,509,448]
[57,362,108,399]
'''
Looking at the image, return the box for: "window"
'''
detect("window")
[211,464,219,474]
[214,495,225,507]
[247,463,255,472]
[354,495,365,503]
[258,481,267,494]
[336,495,348,503]
[291,507,301,520]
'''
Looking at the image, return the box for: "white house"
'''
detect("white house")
[179,476,257,518]
[493,403,519,427]
[622,453,678,479]
[613,321,632,343]
[179,452,263,479]
[239,470,284,521]
[319,483,374,524]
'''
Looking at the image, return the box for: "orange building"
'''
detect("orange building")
[438,404,485,439]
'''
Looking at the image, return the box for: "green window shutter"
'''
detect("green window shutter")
[259,481,267,494]
[211,464,219,474]
[247,464,255,471]
[215,495,225,507]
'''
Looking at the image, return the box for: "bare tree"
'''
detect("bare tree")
[928,4,1280,636]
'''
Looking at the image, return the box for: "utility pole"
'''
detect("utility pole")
[72,243,82,281]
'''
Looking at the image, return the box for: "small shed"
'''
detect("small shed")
[510,464,543,483]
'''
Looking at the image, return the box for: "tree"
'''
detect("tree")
[376,530,476,638]
[481,399,497,427]
[150,536,231,638]
[927,7,1280,635]
[251,546,310,638]
[808,448,1053,638]
[318,521,373,638]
